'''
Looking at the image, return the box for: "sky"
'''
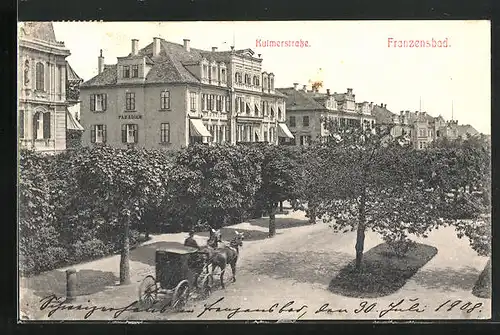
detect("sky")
[50,21,491,134]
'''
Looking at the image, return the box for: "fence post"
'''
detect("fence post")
[66,268,77,302]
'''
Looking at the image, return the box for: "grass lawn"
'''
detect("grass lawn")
[328,242,438,298]
[472,258,491,298]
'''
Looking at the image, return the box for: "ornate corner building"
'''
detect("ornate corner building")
[79,38,294,149]
[18,22,84,154]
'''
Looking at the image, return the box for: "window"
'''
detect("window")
[91,124,107,143]
[419,141,424,149]
[264,131,269,142]
[254,104,260,116]
[121,124,138,143]
[278,107,282,120]
[263,77,268,89]
[436,130,440,137]
[202,94,207,110]
[303,116,310,127]
[253,76,260,86]
[218,126,224,143]
[123,66,130,78]
[211,66,217,81]
[216,96,223,111]
[190,92,197,111]
[300,135,311,146]
[161,91,170,110]
[207,94,215,111]
[24,60,30,86]
[131,65,139,78]
[270,107,275,118]
[289,116,296,127]
[19,111,24,139]
[225,126,230,142]
[33,111,51,140]
[35,62,44,91]
[419,129,427,137]
[203,65,209,79]
[125,92,136,111]
[221,69,226,83]
[90,94,107,112]
[160,123,170,143]
[270,77,274,90]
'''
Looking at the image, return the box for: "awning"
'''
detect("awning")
[189,118,212,137]
[278,122,294,139]
[66,61,83,83]
[66,108,84,131]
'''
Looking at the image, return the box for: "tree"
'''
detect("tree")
[165,144,262,231]
[255,144,301,237]
[316,121,444,267]
[72,146,170,285]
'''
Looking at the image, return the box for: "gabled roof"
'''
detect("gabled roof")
[82,39,264,87]
[457,124,479,137]
[81,65,117,87]
[277,88,326,111]
[371,105,395,124]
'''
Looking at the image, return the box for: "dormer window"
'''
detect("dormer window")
[211,65,217,82]
[270,77,274,90]
[221,68,227,83]
[202,64,209,79]
[253,76,260,86]
[123,65,130,78]
[263,76,268,90]
[131,65,139,78]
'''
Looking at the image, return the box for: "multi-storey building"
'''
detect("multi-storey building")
[79,37,294,149]
[278,85,376,146]
[372,103,480,150]
[18,22,83,153]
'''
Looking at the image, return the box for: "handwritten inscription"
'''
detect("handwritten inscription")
[38,294,484,320]
[119,114,142,119]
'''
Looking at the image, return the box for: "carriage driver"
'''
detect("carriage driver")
[184,231,200,249]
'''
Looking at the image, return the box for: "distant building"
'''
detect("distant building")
[277,85,375,146]
[18,22,83,153]
[80,38,293,149]
[372,103,480,150]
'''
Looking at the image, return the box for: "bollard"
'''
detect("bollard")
[66,268,77,302]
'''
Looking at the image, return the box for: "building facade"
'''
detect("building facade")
[372,103,480,150]
[18,22,83,153]
[278,85,376,146]
[80,38,293,150]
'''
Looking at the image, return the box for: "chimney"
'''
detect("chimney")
[153,37,161,57]
[183,39,190,52]
[131,39,139,56]
[384,104,387,108]
[293,83,299,90]
[258,54,261,58]
[212,47,218,52]
[98,49,104,74]
[302,85,307,91]
[400,110,404,115]
[347,88,353,94]
[326,89,330,96]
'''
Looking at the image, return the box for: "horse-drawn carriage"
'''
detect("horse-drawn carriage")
[137,244,214,311]
[137,230,244,311]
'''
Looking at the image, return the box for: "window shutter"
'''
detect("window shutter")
[43,112,51,139]
[102,125,107,143]
[90,95,95,111]
[121,125,127,143]
[134,125,138,143]
[103,94,107,111]
[91,126,96,143]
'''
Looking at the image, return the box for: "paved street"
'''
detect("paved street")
[20,210,490,321]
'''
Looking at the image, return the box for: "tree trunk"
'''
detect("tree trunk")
[279,201,284,212]
[268,203,277,237]
[308,202,317,224]
[120,216,131,285]
[355,189,367,270]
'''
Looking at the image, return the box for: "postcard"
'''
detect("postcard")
[18,20,491,321]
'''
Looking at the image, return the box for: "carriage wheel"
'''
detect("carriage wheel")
[138,275,158,308]
[172,280,190,311]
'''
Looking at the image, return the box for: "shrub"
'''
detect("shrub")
[72,239,109,262]
[383,234,417,258]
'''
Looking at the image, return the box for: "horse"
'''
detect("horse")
[207,228,222,249]
[200,231,244,289]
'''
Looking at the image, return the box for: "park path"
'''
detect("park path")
[20,210,490,321]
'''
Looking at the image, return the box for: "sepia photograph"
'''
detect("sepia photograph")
[17,20,491,321]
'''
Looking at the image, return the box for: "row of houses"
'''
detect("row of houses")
[17,22,481,153]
